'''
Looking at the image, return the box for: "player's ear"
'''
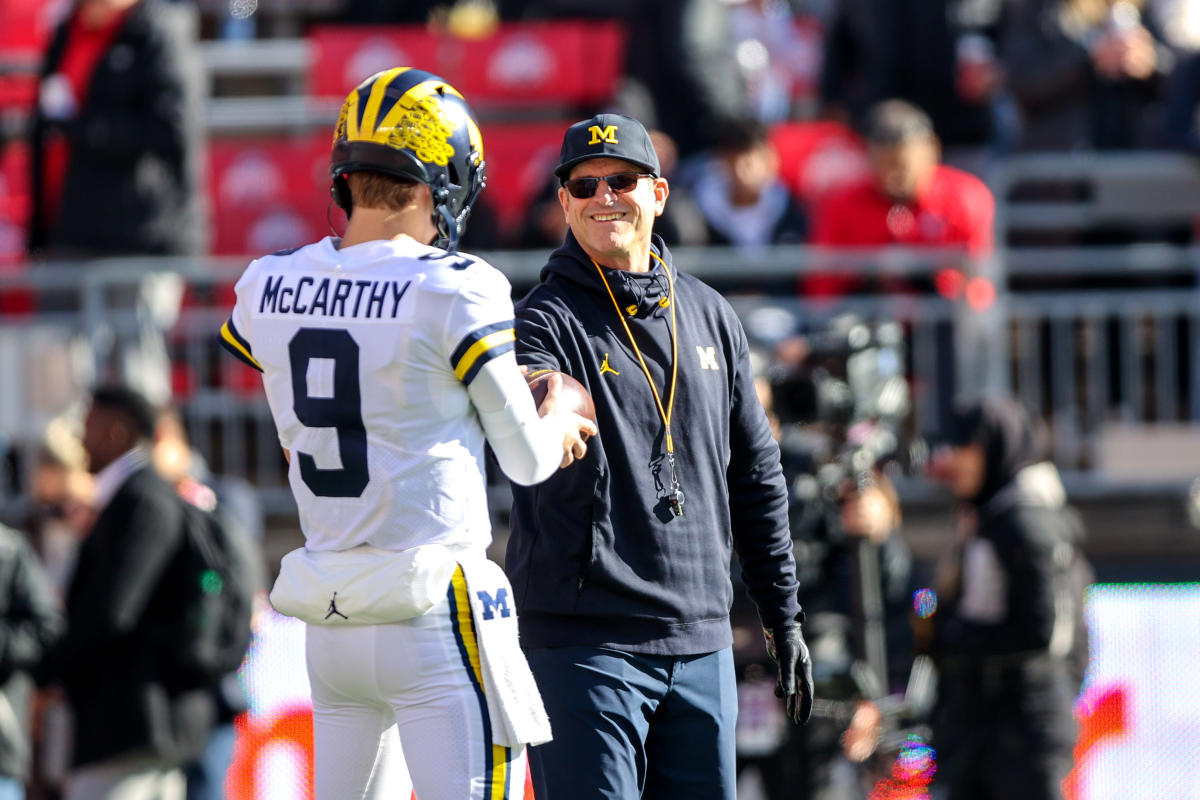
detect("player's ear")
[652,177,669,217]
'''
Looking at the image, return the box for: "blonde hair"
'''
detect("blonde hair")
[346,171,421,212]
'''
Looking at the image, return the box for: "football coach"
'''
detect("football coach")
[504,112,814,800]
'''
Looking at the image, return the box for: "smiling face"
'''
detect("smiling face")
[558,157,668,272]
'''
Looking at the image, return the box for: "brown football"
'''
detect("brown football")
[526,370,597,425]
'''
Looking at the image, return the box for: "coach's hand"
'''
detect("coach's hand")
[539,373,598,467]
[764,614,814,724]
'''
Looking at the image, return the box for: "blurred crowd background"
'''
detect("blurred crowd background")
[0,0,1199,798]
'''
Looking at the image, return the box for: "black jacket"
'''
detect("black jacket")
[42,466,213,768]
[930,478,1080,793]
[28,0,206,256]
[932,399,1079,792]
[506,232,801,655]
[0,525,61,780]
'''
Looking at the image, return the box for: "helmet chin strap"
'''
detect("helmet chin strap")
[434,205,459,251]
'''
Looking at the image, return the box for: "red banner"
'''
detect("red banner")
[309,22,624,111]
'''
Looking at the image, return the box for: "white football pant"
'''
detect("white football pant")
[305,571,526,800]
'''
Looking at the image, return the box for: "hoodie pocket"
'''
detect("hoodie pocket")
[520,470,600,615]
[574,466,610,604]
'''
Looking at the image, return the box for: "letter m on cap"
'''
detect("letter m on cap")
[476,588,511,620]
[588,125,619,145]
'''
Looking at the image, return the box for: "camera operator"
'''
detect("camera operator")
[731,318,919,799]
[918,395,1083,800]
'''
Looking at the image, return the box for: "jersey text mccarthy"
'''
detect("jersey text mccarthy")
[258,274,411,318]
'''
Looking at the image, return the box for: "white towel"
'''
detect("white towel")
[457,556,552,747]
[270,543,457,625]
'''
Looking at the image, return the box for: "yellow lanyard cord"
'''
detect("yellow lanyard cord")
[591,252,679,453]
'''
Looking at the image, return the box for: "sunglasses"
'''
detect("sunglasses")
[562,172,654,199]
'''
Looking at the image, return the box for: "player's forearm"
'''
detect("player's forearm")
[468,355,564,486]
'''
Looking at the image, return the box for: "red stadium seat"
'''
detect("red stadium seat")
[208,124,567,252]
[208,139,328,256]
[309,26,440,101]
[0,0,53,52]
[308,22,625,113]
[0,141,30,269]
[477,122,564,234]
[0,0,53,120]
[450,21,624,111]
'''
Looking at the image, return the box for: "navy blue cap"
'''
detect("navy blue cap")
[554,113,660,181]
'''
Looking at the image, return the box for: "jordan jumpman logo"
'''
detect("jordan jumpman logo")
[325,592,349,620]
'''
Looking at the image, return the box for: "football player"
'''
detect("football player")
[220,67,595,800]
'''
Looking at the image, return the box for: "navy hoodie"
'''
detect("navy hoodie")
[505,231,801,655]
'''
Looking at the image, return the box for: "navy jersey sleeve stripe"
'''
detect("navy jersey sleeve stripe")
[450,319,515,367]
[218,319,264,372]
[450,320,516,385]
[459,339,515,386]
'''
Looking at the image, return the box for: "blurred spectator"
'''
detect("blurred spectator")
[1161,50,1200,153]
[807,100,994,297]
[523,0,747,159]
[642,127,709,247]
[0,521,63,800]
[26,416,94,600]
[152,408,263,547]
[692,117,808,254]
[28,0,206,260]
[152,407,264,800]
[1001,0,1171,151]
[728,0,819,122]
[819,0,1006,170]
[919,395,1082,800]
[38,386,211,800]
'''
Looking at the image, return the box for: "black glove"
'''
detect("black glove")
[764,613,815,724]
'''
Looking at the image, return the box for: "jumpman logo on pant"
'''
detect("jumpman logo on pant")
[325,592,349,620]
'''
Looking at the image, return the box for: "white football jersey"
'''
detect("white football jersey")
[220,236,516,553]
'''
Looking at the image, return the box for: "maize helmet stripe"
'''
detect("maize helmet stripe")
[376,79,448,132]
[358,66,409,140]
[381,80,485,163]
[343,89,361,141]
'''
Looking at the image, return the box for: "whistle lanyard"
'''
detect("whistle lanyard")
[591,253,686,516]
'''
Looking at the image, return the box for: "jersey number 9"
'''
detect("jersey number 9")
[288,328,369,497]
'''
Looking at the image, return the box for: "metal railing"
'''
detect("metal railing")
[2,242,1199,515]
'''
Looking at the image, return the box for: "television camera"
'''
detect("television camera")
[765,315,936,781]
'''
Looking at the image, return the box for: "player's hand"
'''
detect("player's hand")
[763,614,815,724]
[537,373,598,468]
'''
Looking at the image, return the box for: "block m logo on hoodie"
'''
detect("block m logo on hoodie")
[695,346,720,371]
[476,588,512,620]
